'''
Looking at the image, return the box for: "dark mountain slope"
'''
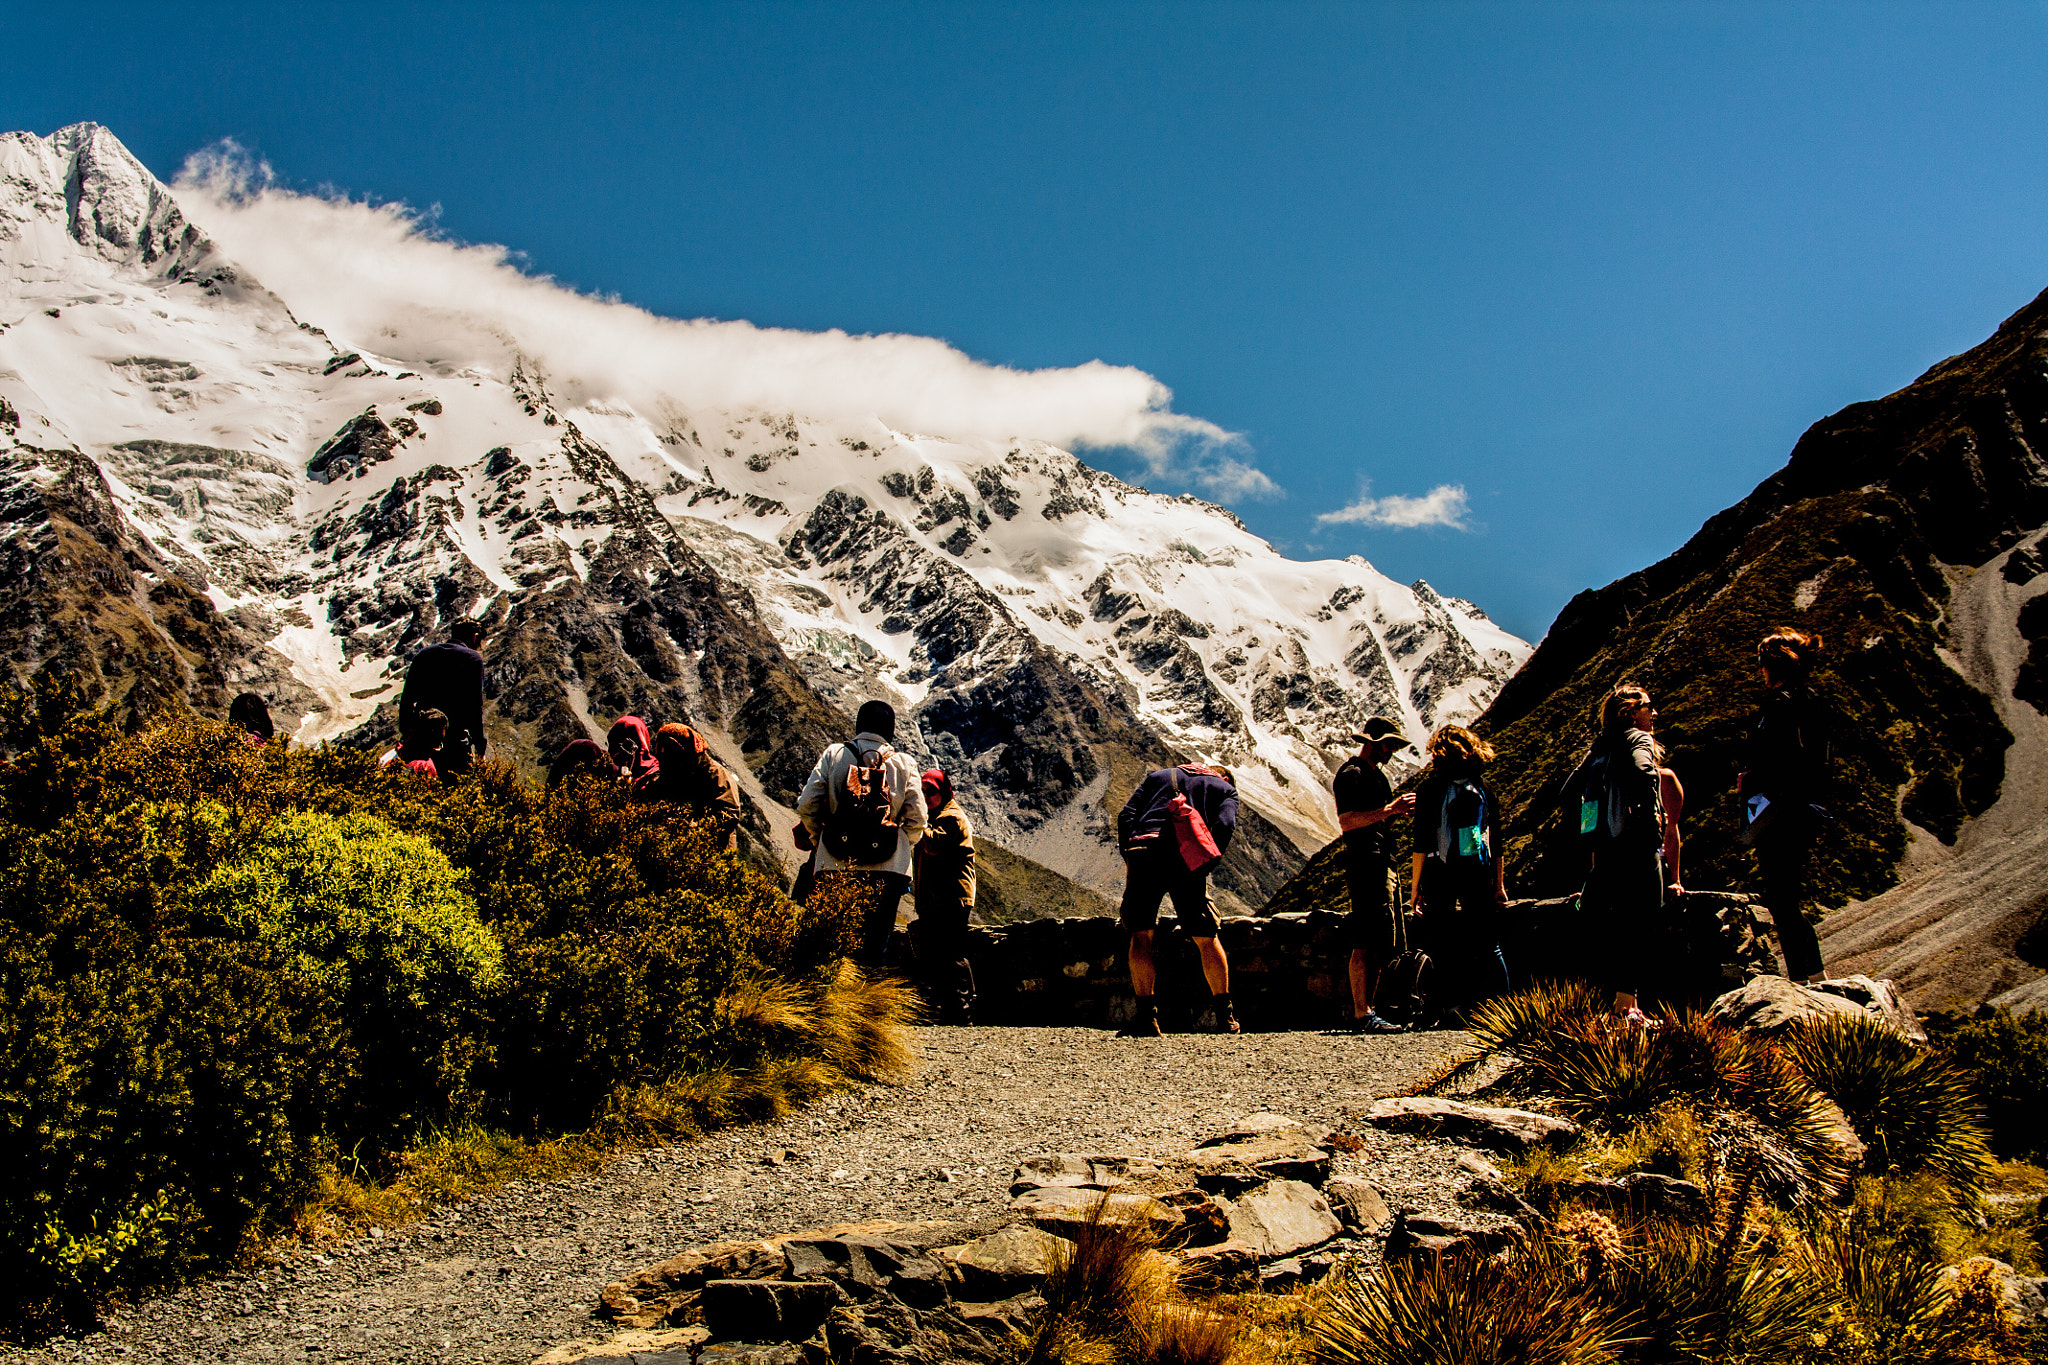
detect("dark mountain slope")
[1267,286,2048,1009]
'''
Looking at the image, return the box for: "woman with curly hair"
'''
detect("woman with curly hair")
[1406,724,1510,1024]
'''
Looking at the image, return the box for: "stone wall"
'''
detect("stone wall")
[917,890,1781,1032]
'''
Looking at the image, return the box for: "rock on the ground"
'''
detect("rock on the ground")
[599,1240,781,1328]
[697,1344,805,1365]
[1008,1153,1149,1195]
[936,1225,1070,1301]
[1196,1113,1305,1146]
[779,1233,951,1307]
[1941,1258,2048,1326]
[1009,1184,1180,1235]
[700,1279,846,1343]
[1322,1177,1393,1236]
[1221,1179,1342,1258]
[1183,1132,1333,1191]
[1365,1096,1580,1153]
[1386,1212,1520,1259]
[1709,974,1923,1039]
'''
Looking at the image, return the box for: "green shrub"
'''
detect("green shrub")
[0,679,918,1335]
[1934,1011,2048,1163]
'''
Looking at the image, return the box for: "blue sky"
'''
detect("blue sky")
[12,2,2048,641]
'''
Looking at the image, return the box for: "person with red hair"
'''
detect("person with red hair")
[913,768,976,1023]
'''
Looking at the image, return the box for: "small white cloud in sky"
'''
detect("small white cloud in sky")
[175,141,1277,501]
[1316,482,1471,530]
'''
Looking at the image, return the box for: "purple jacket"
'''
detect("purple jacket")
[1117,765,1238,856]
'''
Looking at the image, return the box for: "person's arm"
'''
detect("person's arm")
[1338,798,1416,832]
[1661,768,1685,893]
[1487,782,1508,905]
[463,652,487,756]
[796,749,835,834]
[1408,851,1426,912]
[895,757,928,841]
[1212,783,1238,855]
[1117,774,1156,851]
[713,763,744,839]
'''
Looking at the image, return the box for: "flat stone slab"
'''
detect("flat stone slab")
[1365,1096,1580,1153]
[1196,1113,1305,1147]
[1221,1179,1341,1258]
[1182,1133,1332,1187]
[1009,1184,1179,1235]
[1008,1153,1153,1195]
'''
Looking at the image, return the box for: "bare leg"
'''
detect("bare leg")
[1128,929,1157,997]
[1349,948,1373,1018]
[1194,936,1230,996]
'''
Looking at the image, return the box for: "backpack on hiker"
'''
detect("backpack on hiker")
[1432,777,1491,863]
[1568,742,1654,846]
[821,742,900,865]
[1166,767,1223,875]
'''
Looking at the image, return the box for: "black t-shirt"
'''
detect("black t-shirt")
[1333,755,1394,863]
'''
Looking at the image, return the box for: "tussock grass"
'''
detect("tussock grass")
[1783,1013,1994,1195]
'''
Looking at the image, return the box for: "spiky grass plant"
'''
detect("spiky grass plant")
[1401,979,1608,1098]
[1023,1195,1180,1365]
[1305,1247,1630,1365]
[1782,1014,1994,1196]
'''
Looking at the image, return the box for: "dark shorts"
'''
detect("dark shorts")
[1119,846,1221,938]
[1342,857,1399,958]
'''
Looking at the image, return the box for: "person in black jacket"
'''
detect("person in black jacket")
[1116,762,1240,1036]
[1568,683,1667,1027]
[1406,724,1510,1024]
[1739,628,1830,982]
[1334,717,1418,1033]
[400,620,487,775]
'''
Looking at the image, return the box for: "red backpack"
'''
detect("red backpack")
[822,743,900,865]
[1167,768,1223,875]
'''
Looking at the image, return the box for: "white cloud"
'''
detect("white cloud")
[1316,483,1471,530]
[174,143,1276,500]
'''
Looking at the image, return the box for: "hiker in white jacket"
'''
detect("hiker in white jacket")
[796,700,929,966]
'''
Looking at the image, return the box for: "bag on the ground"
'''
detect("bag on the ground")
[822,743,900,864]
[1379,948,1433,1022]
[1434,778,1491,862]
[1167,768,1223,875]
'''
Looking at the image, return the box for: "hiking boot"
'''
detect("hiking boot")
[1211,1006,1242,1035]
[1353,1011,1405,1034]
[1116,1013,1163,1038]
[1621,1007,1660,1030]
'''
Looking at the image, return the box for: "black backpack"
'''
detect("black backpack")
[1379,949,1433,1024]
[821,743,900,865]
[1433,778,1491,862]
[1570,742,1654,846]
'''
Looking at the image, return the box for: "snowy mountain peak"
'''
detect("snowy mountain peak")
[0,122,1531,908]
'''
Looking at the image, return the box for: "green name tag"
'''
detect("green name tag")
[1457,825,1483,857]
[1579,799,1600,835]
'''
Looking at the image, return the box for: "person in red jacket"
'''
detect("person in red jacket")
[1115,762,1240,1037]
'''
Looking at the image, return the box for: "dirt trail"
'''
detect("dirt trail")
[3,1027,1469,1365]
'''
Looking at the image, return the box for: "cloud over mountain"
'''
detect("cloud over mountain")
[175,142,1272,498]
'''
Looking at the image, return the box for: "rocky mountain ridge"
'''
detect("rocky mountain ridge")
[0,123,1528,907]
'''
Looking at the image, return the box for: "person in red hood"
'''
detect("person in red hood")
[912,768,976,1024]
[606,716,660,784]
[638,722,745,851]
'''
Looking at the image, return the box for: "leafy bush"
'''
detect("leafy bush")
[0,678,916,1334]
[1934,1010,2048,1163]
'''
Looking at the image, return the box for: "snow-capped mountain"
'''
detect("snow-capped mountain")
[0,123,1529,906]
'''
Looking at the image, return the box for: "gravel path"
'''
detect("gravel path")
[5,1026,1473,1365]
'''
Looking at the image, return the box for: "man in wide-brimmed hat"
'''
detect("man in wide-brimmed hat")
[1335,717,1417,1033]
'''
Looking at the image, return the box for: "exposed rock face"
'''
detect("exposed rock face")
[0,122,1529,915]
[1365,1097,1581,1154]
